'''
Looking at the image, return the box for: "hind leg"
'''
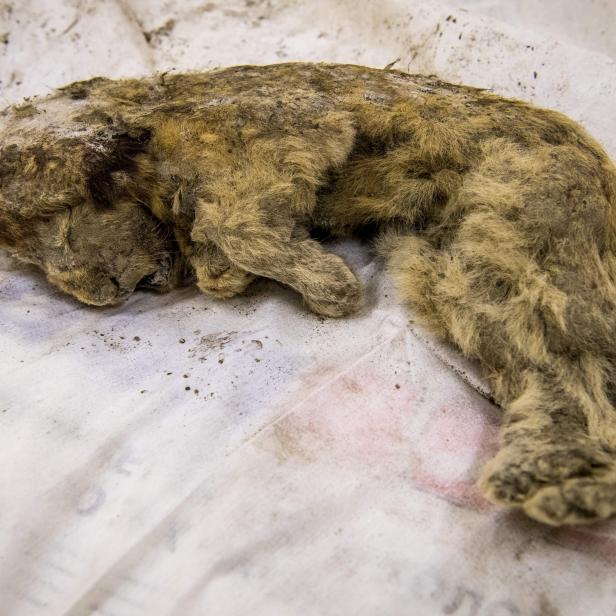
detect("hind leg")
[383,142,616,525]
[386,229,616,525]
[479,361,616,526]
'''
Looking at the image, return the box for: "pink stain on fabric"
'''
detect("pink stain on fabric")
[278,355,498,511]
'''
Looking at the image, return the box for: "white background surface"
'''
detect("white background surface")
[1,1,616,614]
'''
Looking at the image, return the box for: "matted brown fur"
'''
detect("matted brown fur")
[2,62,616,526]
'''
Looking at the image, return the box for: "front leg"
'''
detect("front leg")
[192,201,362,317]
[190,124,361,316]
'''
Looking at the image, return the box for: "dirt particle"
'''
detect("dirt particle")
[395,383,400,389]
[60,16,79,36]
[143,19,175,45]
[251,339,263,350]
[185,386,191,391]
[218,353,225,364]
[183,373,189,378]
[384,57,400,71]
[179,338,186,344]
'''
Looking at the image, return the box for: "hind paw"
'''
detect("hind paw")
[479,440,615,524]
[523,474,616,525]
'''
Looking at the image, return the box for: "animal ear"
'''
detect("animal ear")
[84,128,151,208]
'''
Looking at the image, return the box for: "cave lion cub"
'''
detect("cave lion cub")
[2,63,616,526]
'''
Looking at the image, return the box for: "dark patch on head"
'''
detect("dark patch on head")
[85,128,152,208]
[3,143,62,181]
[33,146,60,171]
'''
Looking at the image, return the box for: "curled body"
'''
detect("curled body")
[2,62,616,525]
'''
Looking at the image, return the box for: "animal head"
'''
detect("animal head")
[1,196,185,306]
[0,91,187,306]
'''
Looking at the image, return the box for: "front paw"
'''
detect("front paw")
[304,277,364,317]
[195,264,255,299]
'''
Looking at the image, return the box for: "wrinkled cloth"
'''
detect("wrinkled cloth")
[1,1,616,614]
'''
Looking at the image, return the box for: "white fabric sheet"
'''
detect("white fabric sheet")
[1,1,616,614]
